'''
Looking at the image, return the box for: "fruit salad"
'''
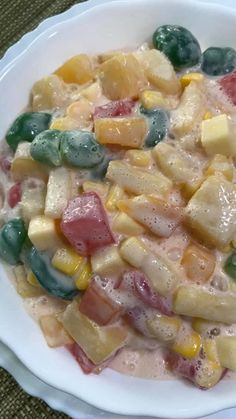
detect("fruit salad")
[2,24,236,389]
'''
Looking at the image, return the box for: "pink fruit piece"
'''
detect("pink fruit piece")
[94,99,135,119]
[7,182,22,208]
[61,192,115,256]
[218,71,236,105]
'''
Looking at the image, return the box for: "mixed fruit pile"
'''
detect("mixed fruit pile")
[2,24,236,389]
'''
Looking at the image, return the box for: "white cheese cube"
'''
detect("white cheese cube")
[201,114,236,156]
[28,216,62,251]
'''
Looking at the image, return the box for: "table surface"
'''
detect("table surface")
[0,2,84,417]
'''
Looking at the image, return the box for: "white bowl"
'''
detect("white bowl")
[1,0,236,417]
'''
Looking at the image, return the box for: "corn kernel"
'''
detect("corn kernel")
[140,90,168,110]
[180,72,204,88]
[52,247,84,276]
[106,184,126,212]
[75,262,92,290]
[82,181,108,199]
[27,271,40,287]
[205,154,233,181]
[172,330,201,359]
[125,150,150,167]
[203,111,213,120]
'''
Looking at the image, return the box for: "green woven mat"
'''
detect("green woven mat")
[0,2,87,417]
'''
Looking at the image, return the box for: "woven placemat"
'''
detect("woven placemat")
[0,2,86,417]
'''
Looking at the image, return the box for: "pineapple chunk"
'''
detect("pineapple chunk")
[172,330,201,359]
[125,149,151,167]
[80,81,102,103]
[185,175,236,248]
[32,75,67,111]
[174,285,236,324]
[106,185,126,212]
[180,72,204,88]
[201,114,236,157]
[67,98,93,121]
[39,314,73,348]
[181,243,216,283]
[98,50,123,63]
[45,167,71,219]
[28,215,62,251]
[152,142,202,197]
[94,117,147,148]
[91,245,126,275]
[136,49,181,95]
[112,212,145,236]
[106,161,172,196]
[20,181,46,223]
[216,336,236,371]
[82,181,108,200]
[99,53,147,100]
[205,154,233,181]
[62,300,128,364]
[171,81,205,136]
[118,195,183,238]
[11,142,48,182]
[141,90,169,110]
[146,314,181,342]
[54,54,94,84]
[195,359,224,389]
[14,265,43,298]
[120,237,178,296]
[50,116,87,131]
[203,339,219,364]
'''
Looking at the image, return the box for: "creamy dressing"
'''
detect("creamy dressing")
[2,48,236,383]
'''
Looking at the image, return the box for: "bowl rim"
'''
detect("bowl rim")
[1,0,236,418]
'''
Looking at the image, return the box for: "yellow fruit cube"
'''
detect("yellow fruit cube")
[172,330,201,359]
[146,314,181,342]
[91,245,126,276]
[152,142,202,197]
[216,336,236,371]
[180,72,204,88]
[99,53,147,100]
[192,318,215,335]
[95,117,147,148]
[136,49,181,95]
[54,54,94,84]
[20,181,46,223]
[174,285,236,324]
[52,247,84,276]
[118,195,183,238]
[201,114,236,156]
[106,160,172,196]
[11,142,48,182]
[50,116,91,131]
[181,243,216,283]
[185,175,236,248]
[75,262,92,290]
[120,237,178,296]
[32,75,67,111]
[82,181,108,199]
[39,314,73,348]
[140,90,168,110]
[28,216,62,251]
[171,81,205,136]
[125,149,151,167]
[205,154,233,181]
[67,98,93,120]
[62,300,128,363]
[106,185,126,212]
[112,212,145,236]
[45,167,71,219]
